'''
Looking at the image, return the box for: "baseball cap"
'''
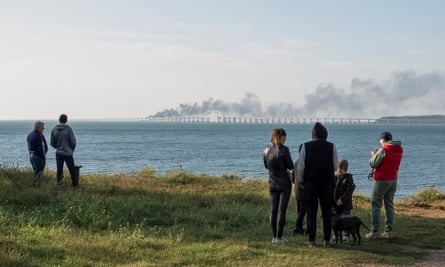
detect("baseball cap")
[379,131,392,141]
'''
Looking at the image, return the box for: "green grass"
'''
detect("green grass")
[1,166,444,266]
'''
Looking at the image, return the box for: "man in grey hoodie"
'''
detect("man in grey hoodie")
[50,114,78,186]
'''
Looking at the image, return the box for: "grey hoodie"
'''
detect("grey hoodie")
[50,124,76,156]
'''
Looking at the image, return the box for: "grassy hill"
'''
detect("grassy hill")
[1,166,444,266]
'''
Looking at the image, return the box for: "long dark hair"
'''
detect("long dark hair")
[270,128,287,149]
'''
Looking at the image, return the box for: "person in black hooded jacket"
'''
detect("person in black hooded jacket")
[263,128,294,244]
[296,122,339,247]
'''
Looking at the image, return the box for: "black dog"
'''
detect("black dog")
[332,214,369,245]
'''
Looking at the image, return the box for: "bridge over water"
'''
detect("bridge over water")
[101,116,445,125]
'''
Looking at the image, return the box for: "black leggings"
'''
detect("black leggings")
[270,189,291,238]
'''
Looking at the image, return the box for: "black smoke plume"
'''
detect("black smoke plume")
[151,70,445,118]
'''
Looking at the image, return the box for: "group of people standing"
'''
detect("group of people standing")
[263,122,403,247]
[27,116,403,244]
[26,114,79,186]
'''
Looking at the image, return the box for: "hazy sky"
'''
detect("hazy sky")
[1,0,444,120]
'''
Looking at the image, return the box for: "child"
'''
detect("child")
[333,159,356,241]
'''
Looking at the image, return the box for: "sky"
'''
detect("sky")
[1,0,445,120]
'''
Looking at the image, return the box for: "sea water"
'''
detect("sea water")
[1,121,444,198]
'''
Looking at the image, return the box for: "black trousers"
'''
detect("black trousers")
[305,183,333,242]
[56,154,78,186]
[270,188,291,238]
[295,199,307,232]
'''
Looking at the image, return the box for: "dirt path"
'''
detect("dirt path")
[399,205,445,267]
[359,206,445,267]
[413,248,445,267]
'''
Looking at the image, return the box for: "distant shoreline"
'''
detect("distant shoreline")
[376,114,445,125]
[380,114,445,120]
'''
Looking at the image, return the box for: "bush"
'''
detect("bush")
[162,169,214,185]
[139,167,158,179]
[415,187,445,203]
[221,173,243,181]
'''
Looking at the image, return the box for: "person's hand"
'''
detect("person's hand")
[336,199,343,206]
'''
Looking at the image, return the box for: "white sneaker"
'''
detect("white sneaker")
[380,231,392,238]
[272,238,278,243]
[365,231,379,239]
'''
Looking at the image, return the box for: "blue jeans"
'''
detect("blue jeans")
[371,180,397,233]
[30,154,46,175]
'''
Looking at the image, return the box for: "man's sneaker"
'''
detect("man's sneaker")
[380,231,392,238]
[276,238,289,243]
[342,236,349,242]
[272,238,277,243]
[365,231,379,239]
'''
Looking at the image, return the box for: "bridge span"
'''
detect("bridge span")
[99,116,444,125]
[100,116,445,125]
[142,116,378,124]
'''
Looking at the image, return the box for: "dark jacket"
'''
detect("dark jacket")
[333,173,356,212]
[302,140,336,187]
[27,130,48,158]
[264,143,294,192]
[50,124,76,156]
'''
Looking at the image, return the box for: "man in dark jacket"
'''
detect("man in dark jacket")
[50,114,78,186]
[27,121,48,176]
[296,122,339,247]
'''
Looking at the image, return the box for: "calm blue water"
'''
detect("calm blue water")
[1,121,444,198]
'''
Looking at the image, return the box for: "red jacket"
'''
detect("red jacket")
[373,142,403,181]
